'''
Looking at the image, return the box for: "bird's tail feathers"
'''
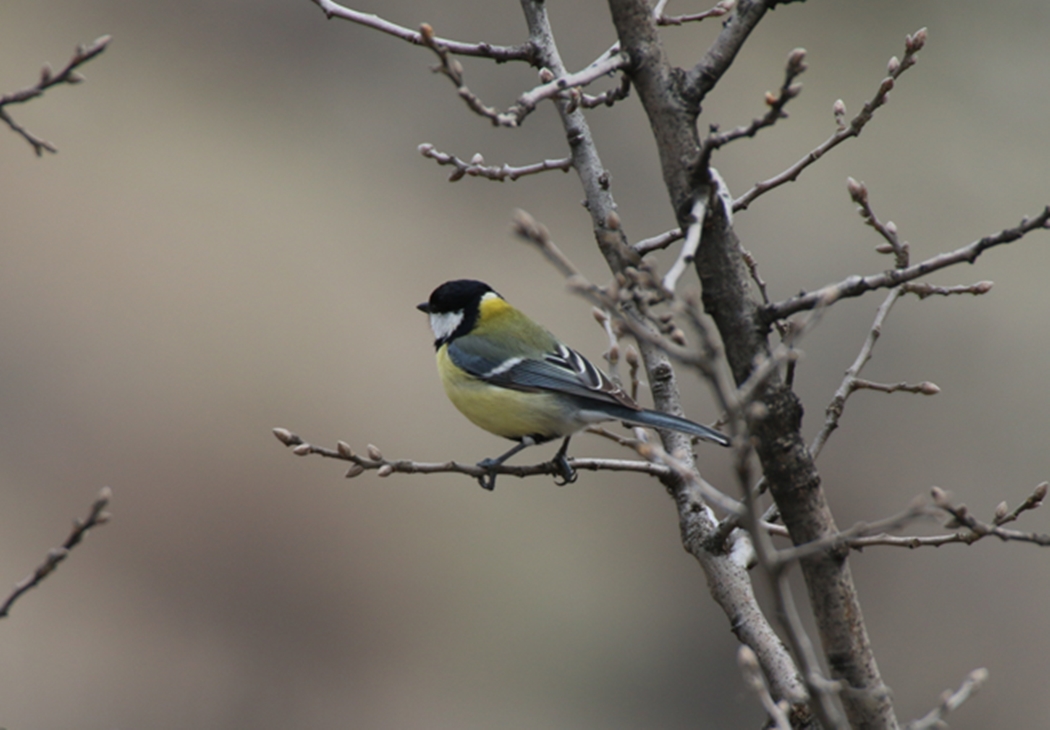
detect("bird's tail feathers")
[599,405,730,446]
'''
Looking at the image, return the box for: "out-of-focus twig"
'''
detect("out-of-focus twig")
[0,35,111,156]
[0,487,113,618]
[904,668,989,730]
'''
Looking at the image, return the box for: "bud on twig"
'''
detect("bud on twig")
[366,444,383,461]
[1033,482,1048,503]
[847,177,868,205]
[273,427,297,445]
[906,28,928,54]
[931,486,949,507]
[994,501,1009,524]
[336,441,354,458]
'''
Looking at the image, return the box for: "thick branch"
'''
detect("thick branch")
[609,1,898,725]
[523,1,809,712]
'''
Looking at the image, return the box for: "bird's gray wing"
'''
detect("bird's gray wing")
[449,338,637,409]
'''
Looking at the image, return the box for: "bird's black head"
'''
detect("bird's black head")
[417,279,496,315]
[418,280,499,347]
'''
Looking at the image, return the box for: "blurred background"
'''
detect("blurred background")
[1,1,1048,727]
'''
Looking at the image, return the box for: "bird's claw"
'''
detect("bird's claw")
[552,453,577,487]
[476,458,499,491]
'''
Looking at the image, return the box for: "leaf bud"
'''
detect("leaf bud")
[994,501,1009,523]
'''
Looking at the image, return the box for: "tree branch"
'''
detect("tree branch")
[418,144,573,182]
[733,28,927,212]
[904,668,989,730]
[655,0,737,27]
[308,0,534,62]
[764,206,1050,323]
[0,35,111,156]
[0,487,112,618]
[273,428,675,485]
[699,47,806,168]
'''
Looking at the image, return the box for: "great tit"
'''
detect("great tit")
[418,279,730,490]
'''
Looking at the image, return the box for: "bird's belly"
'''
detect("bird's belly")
[440,364,573,441]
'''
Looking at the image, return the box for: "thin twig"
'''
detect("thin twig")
[699,47,806,168]
[656,0,736,26]
[418,144,572,182]
[733,28,927,212]
[309,0,534,62]
[418,22,629,127]
[901,280,994,299]
[0,487,112,618]
[511,208,583,278]
[929,485,1050,547]
[738,645,792,730]
[851,379,940,395]
[774,499,931,567]
[663,197,707,292]
[579,73,632,110]
[841,482,1048,550]
[764,206,1050,322]
[810,286,903,459]
[515,52,630,119]
[588,427,746,516]
[633,227,684,255]
[994,481,1047,526]
[0,35,111,156]
[904,668,989,730]
[846,177,909,268]
[274,428,674,484]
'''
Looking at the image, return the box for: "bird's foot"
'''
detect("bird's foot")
[552,453,577,486]
[476,458,500,491]
[551,436,577,486]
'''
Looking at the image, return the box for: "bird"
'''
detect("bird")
[418,279,730,490]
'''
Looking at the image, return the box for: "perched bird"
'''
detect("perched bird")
[418,279,730,490]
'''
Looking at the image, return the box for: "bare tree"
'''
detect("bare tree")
[278,2,1049,727]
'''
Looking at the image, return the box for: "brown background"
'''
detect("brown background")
[1,1,1048,728]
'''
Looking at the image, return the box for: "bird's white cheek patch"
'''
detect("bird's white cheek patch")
[429,310,464,341]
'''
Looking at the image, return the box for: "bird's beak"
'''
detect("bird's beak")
[416,302,431,313]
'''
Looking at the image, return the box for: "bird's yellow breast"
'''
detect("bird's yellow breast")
[436,345,568,441]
